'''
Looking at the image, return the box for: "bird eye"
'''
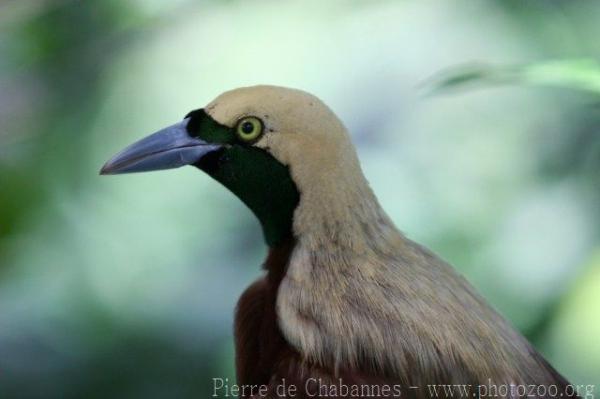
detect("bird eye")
[236,116,263,142]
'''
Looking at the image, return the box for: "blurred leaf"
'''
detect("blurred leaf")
[424,59,600,95]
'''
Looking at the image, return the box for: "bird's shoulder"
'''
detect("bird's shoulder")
[275,235,577,394]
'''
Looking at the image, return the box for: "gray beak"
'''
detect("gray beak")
[100,119,221,175]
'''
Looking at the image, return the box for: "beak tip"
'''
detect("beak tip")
[99,162,115,175]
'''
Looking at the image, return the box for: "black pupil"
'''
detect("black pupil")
[241,121,255,134]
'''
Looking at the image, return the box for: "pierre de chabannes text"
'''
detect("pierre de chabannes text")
[212,378,594,398]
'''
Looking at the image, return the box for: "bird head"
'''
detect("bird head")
[101,85,371,247]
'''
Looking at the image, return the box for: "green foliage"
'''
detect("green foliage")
[425,59,600,95]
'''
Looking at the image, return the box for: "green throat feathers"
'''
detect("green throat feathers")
[187,109,300,247]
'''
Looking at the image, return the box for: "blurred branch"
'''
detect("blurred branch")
[422,59,600,96]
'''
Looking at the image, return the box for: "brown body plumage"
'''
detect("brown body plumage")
[235,233,574,399]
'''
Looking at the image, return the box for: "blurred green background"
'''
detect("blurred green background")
[1,0,599,398]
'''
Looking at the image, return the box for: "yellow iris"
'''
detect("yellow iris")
[236,117,263,142]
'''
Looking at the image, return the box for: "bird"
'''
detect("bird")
[101,85,579,398]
